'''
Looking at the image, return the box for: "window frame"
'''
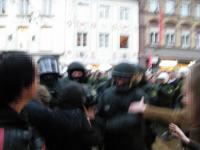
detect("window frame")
[181,31,190,48]
[196,32,200,49]
[149,28,159,46]
[165,0,175,15]
[99,33,109,48]
[0,0,6,15]
[180,0,190,17]
[42,0,52,16]
[149,0,159,13]
[99,5,110,19]
[165,29,175,47]
[19,0,29,16]
[120,7,129,21]
[76,32,88,47]
[196,3,200,18]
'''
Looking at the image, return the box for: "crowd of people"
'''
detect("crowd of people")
[0,51,199,150]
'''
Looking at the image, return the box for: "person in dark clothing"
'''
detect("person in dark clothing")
[67,61,88,83]
[57,61,97,110]
[25,81,102,150]
[38,56,61,107]
[34,85,51,107]
[0,51,44,150]
[57,81,102,150]
[96,62,147,150]
[154,72,174,108]
[96,79,112,96]
[56,61,95,101]
[136,66,157,150]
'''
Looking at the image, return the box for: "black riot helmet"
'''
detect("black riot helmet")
[112,62,138,92]
[67,61,87,83]
[38,56,60,87]
[38,56,60,76]
[58,81,86,110]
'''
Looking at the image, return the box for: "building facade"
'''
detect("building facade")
[0,0,139,66]
[62,0,139,65]
[139,0,200,67]
[0,0,65,56]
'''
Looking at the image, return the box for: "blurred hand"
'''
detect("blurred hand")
[128,97,146,113]
[169,123,190,144]
[83,105,96,120]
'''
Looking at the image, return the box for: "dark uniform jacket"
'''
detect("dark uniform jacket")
[24,100,102,150]
[0,106,44,150]
[97,87,147,150]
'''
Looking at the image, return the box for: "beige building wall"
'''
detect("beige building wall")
[139,0,200,64]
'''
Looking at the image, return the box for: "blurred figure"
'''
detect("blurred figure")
[62,61,97,112]
[35,85,51,107]
[38,56,61,107]
[96,62,147,150]
[154,72,174,108]
[67,61,88,83]
[0,51,44,149]
[129,62,200,149]
[169,123,200,150]
[136,66,157,150]
[24,82,101,150]
[56,81,102,150]
[173,68,189,108]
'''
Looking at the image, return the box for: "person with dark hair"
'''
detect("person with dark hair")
[56,81,102,150]
[24,81,101,150]
[0,51,44,149]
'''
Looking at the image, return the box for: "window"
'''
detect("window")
[165,0,175,15]
[77,32,87,47]
[196,32,200,49]
[165,29,175,47]
[42,0,52,16]
[99,5,109,19]
[120,7,129,20]
[0,0,6,15]
[149,0,159,13]
[180,0,190,17]
[99,33,109,48]
[19,0,29,15]
[120,35,129,48]
[150,30,159,46]
[196,3,200,18]
[181,31,190,48]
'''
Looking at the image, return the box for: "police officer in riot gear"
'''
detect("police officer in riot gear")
[38,56,61,107]
[67,61,88,83]
[68,62,97,101]
[57,61,97,110]
[96,62,147,150]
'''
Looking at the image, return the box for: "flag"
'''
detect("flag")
[147,51,152,69]
[159,8,164,46]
